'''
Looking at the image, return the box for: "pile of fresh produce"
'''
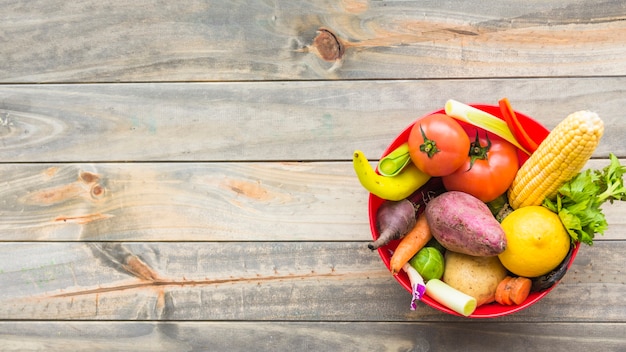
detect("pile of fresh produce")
[354,98,626,317]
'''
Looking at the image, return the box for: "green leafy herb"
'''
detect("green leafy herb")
[542,153,626,245]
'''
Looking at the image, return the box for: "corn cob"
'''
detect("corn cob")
[507,110,604,209]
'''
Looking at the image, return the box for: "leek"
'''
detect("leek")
[445,99,530,155]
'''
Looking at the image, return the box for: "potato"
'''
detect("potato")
[425,191,506,256]
[443,251,508,307]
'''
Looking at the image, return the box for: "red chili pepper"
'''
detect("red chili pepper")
[498,98,539,154]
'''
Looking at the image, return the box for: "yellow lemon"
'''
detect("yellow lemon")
[498,206,570,277]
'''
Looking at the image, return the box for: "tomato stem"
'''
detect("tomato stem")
[419,124,440,158]
[467,131,490,170]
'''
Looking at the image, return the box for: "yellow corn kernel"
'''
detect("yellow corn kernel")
[508,110,604,209]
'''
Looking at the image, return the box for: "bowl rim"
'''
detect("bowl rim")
[368,103,579,318]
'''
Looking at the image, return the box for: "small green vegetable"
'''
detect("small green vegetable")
[378,143,411,177]
[409,247,444,281]
[543,153,626,245]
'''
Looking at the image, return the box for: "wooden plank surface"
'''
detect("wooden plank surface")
[1,322,625,352]
[1,1,625,82]
[2,0,626,350]
[1,160,624,241]
[0,78,625,163]
[0,162,367,241]
[0,241,624,322]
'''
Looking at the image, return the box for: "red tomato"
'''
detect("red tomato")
[407,113,470,177]
[442,128,519,203]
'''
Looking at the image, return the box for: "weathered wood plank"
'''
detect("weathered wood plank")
[1,321,625,352]
[0,162,368,241]
[1,241,623,322]
[1,0,623,347]
[0,78,625,163]
[1,160,624,241]
[1,1,625,82]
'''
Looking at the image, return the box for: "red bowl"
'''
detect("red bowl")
[368,104,579,318]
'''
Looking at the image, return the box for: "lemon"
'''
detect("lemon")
[498,206,570,277]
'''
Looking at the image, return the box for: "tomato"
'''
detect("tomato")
[407,113,470,177]
[442,128,519,203]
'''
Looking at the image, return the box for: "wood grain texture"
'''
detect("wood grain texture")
[1,322,625,352]
[0,241,624,322]
[0,78,625,163]
[0,162,367,241]
[1,160,624,241]
[2,0,626,349]
[1,0,625,82]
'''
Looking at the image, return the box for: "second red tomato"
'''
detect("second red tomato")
[442,128,519,203]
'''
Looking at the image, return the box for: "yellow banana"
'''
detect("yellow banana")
[353,150,431,201]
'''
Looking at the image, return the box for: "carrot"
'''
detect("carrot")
[509,276,532,305]
[389,212,432,275]
[495,276,513,305]
[498,98,540,154]
[495,276,532,305]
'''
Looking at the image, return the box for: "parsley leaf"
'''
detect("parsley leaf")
[542,153,625,245]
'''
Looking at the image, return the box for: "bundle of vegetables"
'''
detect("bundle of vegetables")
[353,98,625,317]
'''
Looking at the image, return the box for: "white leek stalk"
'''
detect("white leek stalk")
[425,279,477,317]
[445,99,530,155]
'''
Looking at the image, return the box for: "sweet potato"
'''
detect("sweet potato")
[425,191,506,257]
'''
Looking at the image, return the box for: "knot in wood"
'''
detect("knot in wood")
[79,171,100,184]
[312,28,344,61]
[90,184,106,199]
